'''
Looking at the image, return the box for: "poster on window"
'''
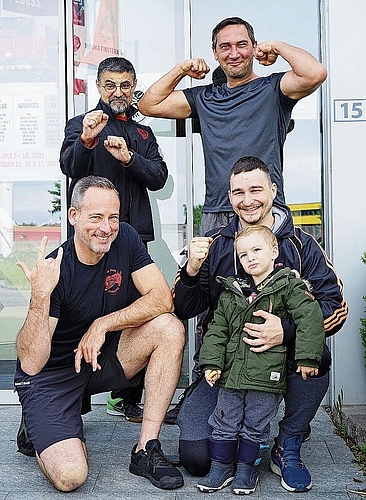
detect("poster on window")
[0,10,60,181]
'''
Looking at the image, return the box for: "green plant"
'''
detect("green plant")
[182,204,204,236]
[326,404,366,479]
[360,253,366,367]
[333,388,347,435]
[48,181,61,214]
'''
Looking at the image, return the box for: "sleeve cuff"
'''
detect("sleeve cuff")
[179,263,201,286]
[80,135,99,149]
[296,359,319,369]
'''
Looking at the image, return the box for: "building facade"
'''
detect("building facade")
[0,0,365,406]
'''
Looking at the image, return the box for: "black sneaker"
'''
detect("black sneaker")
[129,439,184,489]
[17,413,36,457]
[106,394,143,423]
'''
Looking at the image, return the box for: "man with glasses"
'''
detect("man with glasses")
[59,57,167,424]
[60,56,167,246]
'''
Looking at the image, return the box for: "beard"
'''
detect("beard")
[221,58,254,82]
[109,97,129,116]
[75,227,116,255]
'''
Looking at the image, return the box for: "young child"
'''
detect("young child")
[197,225,325,495]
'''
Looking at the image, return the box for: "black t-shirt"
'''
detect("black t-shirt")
[43,223,153,370]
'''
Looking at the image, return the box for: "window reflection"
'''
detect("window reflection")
[0,1,62,384]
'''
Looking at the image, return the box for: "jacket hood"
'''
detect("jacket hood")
[216,267,296,300]
[211,205,295,276]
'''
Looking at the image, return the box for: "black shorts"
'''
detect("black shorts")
[14,332,142,455]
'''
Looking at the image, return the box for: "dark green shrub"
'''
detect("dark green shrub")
[360,253,366,367]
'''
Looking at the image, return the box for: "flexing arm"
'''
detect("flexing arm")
[138,58,210,119]
[104,130,168,191]
[80,110,109,147]
[186,236,213,276]
[74,263,173,372]
[60,110,108,178]
[255,41,327,100]
[15,237,63,376]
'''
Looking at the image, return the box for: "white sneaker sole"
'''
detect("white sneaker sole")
[197,476,234,492]
[106,408,125,416]
[270,459,312,492]
[232,477,258,495]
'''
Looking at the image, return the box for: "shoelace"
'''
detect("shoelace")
[280,448,305,469]
[146,446,171,472]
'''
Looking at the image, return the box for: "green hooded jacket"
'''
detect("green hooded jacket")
[199,268,325,394]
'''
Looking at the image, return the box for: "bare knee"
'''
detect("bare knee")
[52,463,88,492]
[38,440,88,492]
[38,458,88,492]
[155,313,186,347]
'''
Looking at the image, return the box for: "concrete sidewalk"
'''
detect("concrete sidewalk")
[0,404,365,499]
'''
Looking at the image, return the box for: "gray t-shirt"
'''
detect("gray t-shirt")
[183,72,297,212]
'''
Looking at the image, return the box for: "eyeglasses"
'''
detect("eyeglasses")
[101,81,134,93]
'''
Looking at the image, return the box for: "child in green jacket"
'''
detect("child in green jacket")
[197,225,324,495]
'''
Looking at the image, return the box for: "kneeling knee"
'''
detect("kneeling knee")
[51,463,88,492]
[179,439,210,477]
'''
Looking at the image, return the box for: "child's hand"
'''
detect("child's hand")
[205,369,221,387]
[297,365,319,381]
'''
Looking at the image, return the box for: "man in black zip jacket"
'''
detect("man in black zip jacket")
[60,56,167,244]
[59,57,167,422]
[173,156,348,493]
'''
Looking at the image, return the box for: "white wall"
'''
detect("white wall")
[325,0,366,404]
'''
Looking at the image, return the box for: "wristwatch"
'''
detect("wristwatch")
[127,150,134,163]
[123,150,134,165]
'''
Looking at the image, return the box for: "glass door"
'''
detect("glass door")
[0,0,323,400]
[69,0,192,394]
[0,0,63,399]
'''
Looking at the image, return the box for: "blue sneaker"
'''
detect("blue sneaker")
[270,436,312,492]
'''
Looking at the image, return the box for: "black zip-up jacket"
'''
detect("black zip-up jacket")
[60,100,168,242]
[173,205,348,344]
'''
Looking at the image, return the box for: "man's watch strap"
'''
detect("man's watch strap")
[123,150,134,165]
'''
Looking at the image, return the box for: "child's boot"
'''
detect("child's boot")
[197,437,237,493]
[232,439,267,495]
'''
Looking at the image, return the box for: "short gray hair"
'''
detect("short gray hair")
[97,57,136,82]
[71,176,119,209]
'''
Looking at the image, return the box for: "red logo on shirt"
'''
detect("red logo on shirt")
[137,127,149,139]
[105,270,122,294]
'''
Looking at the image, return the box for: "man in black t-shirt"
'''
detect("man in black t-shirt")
[14,176,185,492]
